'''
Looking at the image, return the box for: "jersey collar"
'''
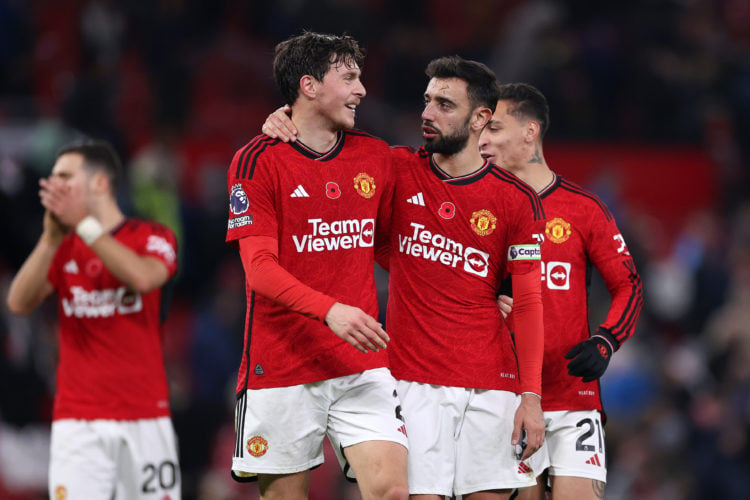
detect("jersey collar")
[290,131,345,161]
[429,156,493,185]
[538,172,560,199]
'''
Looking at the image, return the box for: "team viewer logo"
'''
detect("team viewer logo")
[397,222,492,278]
[463,247,490,277]
[247,436,268,457]
[62,286,143,317]
[546,217,571,243]
[293,218,374,252]
[353,173,376,199]
[546,261,571,290]
[230,184,249,215]
[470,209,497,236]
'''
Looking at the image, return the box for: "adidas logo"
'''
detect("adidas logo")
[254,364,264,375]
[406,192,425,206]
[290,185,309,198]
[397,424,407,437]
[63,260,79,274]
[585,454,602,466]
[517,461,532,474]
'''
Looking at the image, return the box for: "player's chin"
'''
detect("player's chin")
[337,113,356,130]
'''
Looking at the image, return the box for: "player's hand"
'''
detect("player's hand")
[41,210,68,245]
[564,330,615,382]
[325,302,389,353]
[39,177,86,229]
[512,392,545,461]
[497,294,513,320]
[261,105,297,142]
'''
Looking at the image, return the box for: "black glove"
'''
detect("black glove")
[564,329,616,382]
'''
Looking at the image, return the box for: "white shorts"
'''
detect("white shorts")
[544,410,607,482]
[49,417,180,500]
[397,381,548,496]
[232,368,408,480]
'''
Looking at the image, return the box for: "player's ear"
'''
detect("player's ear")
[526,120,541,143]
[90,170,111,196]
[472,107,493,131]
[299,75,317,99]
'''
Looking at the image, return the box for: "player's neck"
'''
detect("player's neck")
[511,162,555,194]
[502,142,553,193]
[91,199,126,231]
[290,107,340,153]
[432,142,486,178]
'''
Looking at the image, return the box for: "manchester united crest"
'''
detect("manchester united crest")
[247,435,269,457]
[54,485,68,500]
[470,209,497,236]
[545,217,572,243]
[353,172,376,199]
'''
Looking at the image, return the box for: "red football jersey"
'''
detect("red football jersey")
[47,218,178,420]
[226,131,394,390]
[385,147,545,390]
[514,175,643,412]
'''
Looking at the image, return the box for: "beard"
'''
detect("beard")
[423,118,471,156]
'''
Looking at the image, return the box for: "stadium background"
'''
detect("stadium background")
[0,0,748,498]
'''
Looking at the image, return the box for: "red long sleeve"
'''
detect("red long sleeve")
[239,236,337,322]
[511,263,544,395]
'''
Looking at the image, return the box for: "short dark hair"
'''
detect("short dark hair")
[425,56,500,113]
[273,31,365,106]
[57,139,123,193]
[497,83,550,137]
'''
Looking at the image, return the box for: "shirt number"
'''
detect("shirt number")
[613,233,629,255]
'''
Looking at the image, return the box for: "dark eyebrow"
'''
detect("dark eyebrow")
[424,93,457,107]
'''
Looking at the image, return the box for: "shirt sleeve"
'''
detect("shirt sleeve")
[505,186,546,394]
[506,188,546,276]
[239,235,337,321]
[226,137,279,247]
[141,224,178,278]
[587,208,644,349]
[510,263,544,394]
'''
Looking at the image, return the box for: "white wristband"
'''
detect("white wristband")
[521,391,542,400]
[76,216,104,245]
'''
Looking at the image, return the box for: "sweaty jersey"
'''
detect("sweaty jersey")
[47,218,177,421]
[226,131,394,391]
[519,174,643,412]
[385,147,545,391]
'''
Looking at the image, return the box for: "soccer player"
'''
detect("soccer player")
[262,57,548,500]
[224,32,408,500]
[6,140,181,500]
[479,83,644,500]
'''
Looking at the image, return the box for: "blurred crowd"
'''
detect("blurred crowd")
[1,1,749,499]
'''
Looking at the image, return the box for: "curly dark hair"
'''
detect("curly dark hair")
[273,31,365,106]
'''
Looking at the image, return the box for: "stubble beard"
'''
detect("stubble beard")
[423,118,471,157]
